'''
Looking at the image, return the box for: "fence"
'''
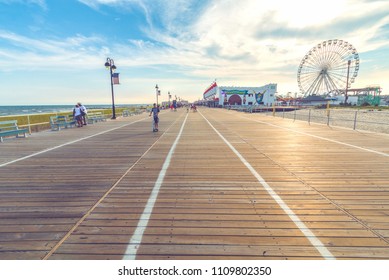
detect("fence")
[0,107,138,134]
[270,108,389,134]
[227,105,389,134]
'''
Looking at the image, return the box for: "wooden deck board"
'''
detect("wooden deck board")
[0,108,388,259]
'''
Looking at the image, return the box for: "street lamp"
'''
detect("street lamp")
[168,91,171,108]
[105,57,117,119]
[155,84,160,105]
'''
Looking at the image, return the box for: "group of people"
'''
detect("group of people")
[73,102,87,127]
[186,104,197,113]
[72,102,161,132]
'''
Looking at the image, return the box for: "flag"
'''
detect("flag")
[112,73,120,84]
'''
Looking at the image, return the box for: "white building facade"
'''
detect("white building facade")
[203,82,277,106]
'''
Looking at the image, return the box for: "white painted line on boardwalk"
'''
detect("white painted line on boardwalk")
[0,118,147,168]
[199,111,336,260]
[122,113,189,260]
[243,115,389,158]
[43,112,185,259]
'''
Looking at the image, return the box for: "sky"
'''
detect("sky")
[0,0,388,105]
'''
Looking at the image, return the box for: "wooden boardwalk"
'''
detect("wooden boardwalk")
[0,108,389,260]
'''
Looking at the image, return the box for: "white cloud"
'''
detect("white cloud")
[0,0,47,9]
[0,30,108,69]
[75,0,389,96]
[133,0,389,94]
[1,0,389,103]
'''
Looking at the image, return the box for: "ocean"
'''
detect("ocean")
[0,105,143,116]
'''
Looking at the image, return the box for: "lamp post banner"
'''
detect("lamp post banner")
[112,73,120,85]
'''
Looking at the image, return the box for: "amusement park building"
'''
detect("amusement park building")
[203,82,277,106]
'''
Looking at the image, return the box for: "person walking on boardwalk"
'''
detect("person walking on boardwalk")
[149,103,160,132]
[73,104,83,127]
[78,102,87,125]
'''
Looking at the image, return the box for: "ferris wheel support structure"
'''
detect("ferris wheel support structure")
[345,59,351,103]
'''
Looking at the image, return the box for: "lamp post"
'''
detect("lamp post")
[104,57,117,119]
[155,84,159,105]
[168,91,171,108]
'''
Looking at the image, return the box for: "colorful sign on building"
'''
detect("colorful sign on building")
[203,83,277,106]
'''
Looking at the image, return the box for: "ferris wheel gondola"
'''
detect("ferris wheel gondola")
[297,39,360,97]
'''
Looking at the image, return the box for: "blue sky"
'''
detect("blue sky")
[1,0,388,105]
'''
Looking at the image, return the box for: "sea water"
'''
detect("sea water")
[0,105,141,116]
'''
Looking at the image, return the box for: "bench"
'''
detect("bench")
[50,115,76,131]
[87,112,107,124]
[122,110,130,117]
[0,120,28,142]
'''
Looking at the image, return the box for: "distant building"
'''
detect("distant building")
[380,95,389,106]
[203,82,277,106]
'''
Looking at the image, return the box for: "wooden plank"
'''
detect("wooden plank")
[0,108,389,260]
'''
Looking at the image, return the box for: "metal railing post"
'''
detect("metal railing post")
[27,115,32,135]
[353,110,358,130]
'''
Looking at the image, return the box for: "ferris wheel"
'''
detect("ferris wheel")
[297,39,360,97]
